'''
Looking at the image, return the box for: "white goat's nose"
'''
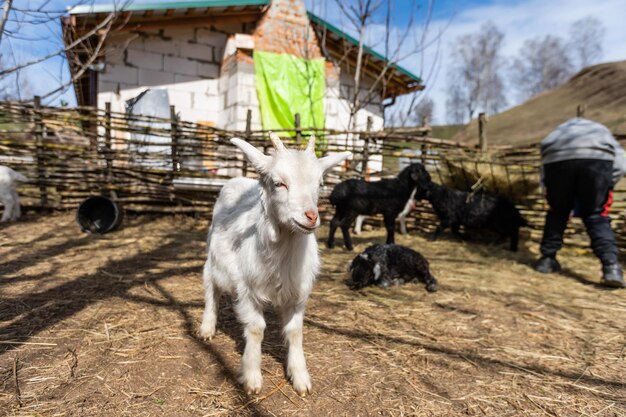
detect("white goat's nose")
[304,210,318,223]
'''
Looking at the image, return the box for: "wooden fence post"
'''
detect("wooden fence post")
[361,116,373,177]
[577,104,586,117]
[478,112,487,152]
[103,102,117,199]
[294,113,302,143]
[33,95,48,208]
[170,105,179,173]
[243,109,252,176]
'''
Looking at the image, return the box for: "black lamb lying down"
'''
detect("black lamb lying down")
[327,163,430,251]
[347,244,438,292]
[418,168,527,251]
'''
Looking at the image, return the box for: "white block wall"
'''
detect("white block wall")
[325,69,384,131]
[219,57,261,131]
[98,28,227,126]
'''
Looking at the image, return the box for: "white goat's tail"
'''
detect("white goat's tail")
[11,170,28,183]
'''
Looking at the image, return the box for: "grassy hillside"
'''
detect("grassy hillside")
[453,60,626,146]
[431,124,464,140]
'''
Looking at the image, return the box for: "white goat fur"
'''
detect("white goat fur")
[354,188,417,235]
[0,166,27,222]
[199,134,351,396]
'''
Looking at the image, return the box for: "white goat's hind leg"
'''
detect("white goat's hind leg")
[236,298,266,394]
[354,215,366,235]
[10,190,20,221]
[281,304,311,396]
[199,261,220,339]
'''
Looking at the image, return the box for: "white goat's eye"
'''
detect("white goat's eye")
[274,181,287,189]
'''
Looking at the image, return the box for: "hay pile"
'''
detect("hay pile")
[437,150,540,203]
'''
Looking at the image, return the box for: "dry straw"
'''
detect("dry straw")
[438,149,540,204]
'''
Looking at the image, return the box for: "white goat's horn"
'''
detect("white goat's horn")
[305,134,316,154]
[269,131,286,153]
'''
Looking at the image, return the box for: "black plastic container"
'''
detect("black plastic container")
[76,196,123,234]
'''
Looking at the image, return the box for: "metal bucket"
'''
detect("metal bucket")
[76,196,123,234]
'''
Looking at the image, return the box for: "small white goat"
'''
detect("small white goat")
[0,165,28,222]
[199,133,351,396]
[354,188,417,235]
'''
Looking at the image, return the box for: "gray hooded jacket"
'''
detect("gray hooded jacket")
[541,118,626,186]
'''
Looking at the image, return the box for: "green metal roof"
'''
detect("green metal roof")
[307,11,422,85]
[68,0,270,15]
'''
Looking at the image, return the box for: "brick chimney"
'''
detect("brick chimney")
[253,0,322,59]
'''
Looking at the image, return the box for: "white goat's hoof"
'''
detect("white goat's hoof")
[240,370,263,395]
[198,321,216,340]
[290,370,312,397]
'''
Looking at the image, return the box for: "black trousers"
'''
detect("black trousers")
[540,159,617,265]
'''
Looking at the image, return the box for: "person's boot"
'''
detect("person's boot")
[535,256,561,273]
[601,263,626,288]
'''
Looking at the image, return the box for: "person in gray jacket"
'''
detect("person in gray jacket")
[535,117,626,288]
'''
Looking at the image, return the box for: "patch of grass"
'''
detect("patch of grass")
[153,398,166,406]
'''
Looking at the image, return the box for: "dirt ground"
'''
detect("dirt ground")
[1,212,625,416]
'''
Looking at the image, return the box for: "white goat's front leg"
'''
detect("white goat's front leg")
[281,303,311,396]
[354,215,366,235]
[236,297,266,394]
[199,261,220,339]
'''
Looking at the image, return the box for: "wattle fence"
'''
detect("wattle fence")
[2,99,626,251]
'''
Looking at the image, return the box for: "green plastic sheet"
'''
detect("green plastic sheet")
[254,51,325,133]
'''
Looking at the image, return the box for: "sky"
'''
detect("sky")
[307,0,626,123]
[413,0,626,123]
[2,0,626,124]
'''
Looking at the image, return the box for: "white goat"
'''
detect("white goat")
[0,165,28,222]
[199,133,351,396]
[354,188,417,235]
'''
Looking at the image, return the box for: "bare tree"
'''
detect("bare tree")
[412,95,434,125]
[569,15,605,70]
[0,1,124,103]
[510,35,573,101]
[313,0,442,130]
[445,83,465,124]
[445,22,507,124]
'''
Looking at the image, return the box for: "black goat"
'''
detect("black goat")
[347,244,438,292]
[326,163,430,250]
[418,168,527,251]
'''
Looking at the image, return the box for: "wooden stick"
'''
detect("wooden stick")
[13,356,22,407]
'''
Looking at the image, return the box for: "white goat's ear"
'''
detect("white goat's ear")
[269,131,286,153]
[230,138,270,172]
[305,134,316,155]
[318,151,352,173]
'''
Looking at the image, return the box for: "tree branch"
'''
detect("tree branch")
[0,0,13,46]
[0,10,116,77]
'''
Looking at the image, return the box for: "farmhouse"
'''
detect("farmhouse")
[62,0,423,133]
